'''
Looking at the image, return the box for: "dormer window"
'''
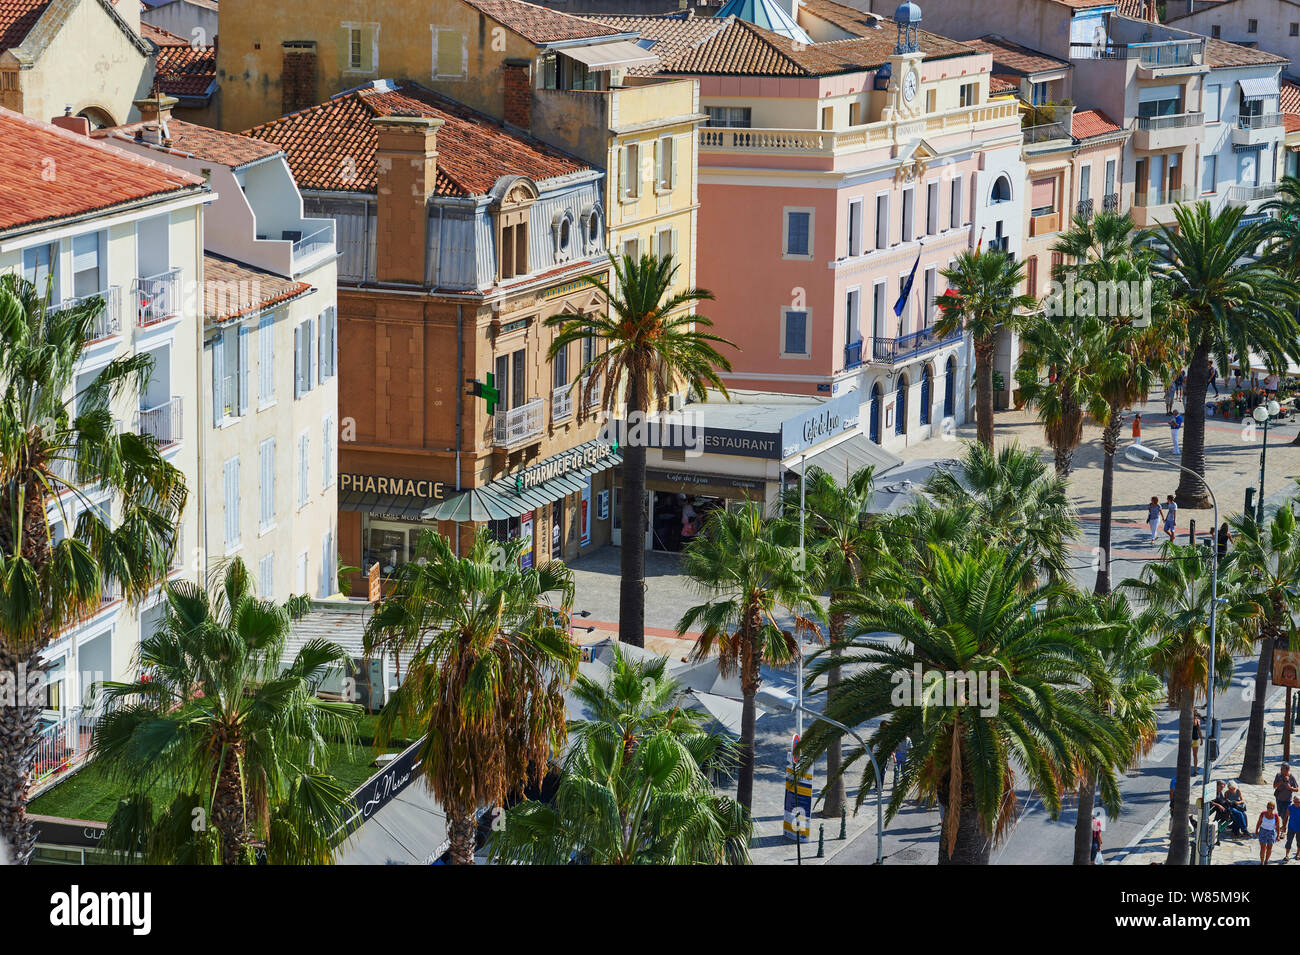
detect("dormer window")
[494,178,539,281]
[552,209,576,263]
[579,204,603,254]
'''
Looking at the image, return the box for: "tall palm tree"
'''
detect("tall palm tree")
[678,502,822,810]
[1123,543,1256,864]
[93,560,359,864]
[1148,202,1300,507]
[924,441,1079,586]
[0,275,187,865]
[1260,175,1300,276]
[801,544,1120,864]
[1051,213,1173,593]
[1230,504,1300,784]
[546,253,734,649]
[933,249,1037,448]
[1014,311,1109,477]
[488,651,751,864]
[363,528,580,864]
[1066,591,1163,865]
[779,464,881,818]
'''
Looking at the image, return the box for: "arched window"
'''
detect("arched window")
[944,355,956,418]
[991,175,1012,205]
[870,382,882,443]
[895,374,908,435]
[920,364,933,426]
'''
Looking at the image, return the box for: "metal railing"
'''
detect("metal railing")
[34,705,97,783]
[493,397,545,446]
[1228,183,1279,203]
[581,376,601,411]
[134,268,181,327]
[871,326,962,364]
[551,383,574,423]
[845,339,863,369]
[1238,112,1282,130]
[1070,39,1201,66]
[1023,121,1071,144]
[1102,192,1120,213]
[292,224,334,266]
[1076,198,1095,219]
[1133,186,1196,208]
[1134,111,1203,131]
[137,396,183,447]
[53,286,123,343]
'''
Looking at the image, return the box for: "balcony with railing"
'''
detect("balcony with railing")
[53,286,123,344]
[493,397,545,447]
[552,383,574,424]
[1234,112,1284,148]
[845,339,864,370]
[1102,192,1120,213]
[1070,36,1203,72]
[134,269,182,328]
[33,705,97,785]
[1132,111,1204,151]
[1075,198,1094,220]
[291,222,335,271]
[871,325,963,365]
[1228,183,1280,205]
[1022,104,1073,147]
[1131,185,1196,226]
[137,396,183,448]
[582,376,602,411]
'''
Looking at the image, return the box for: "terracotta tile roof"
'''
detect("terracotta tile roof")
[203,253,312,323]
[1113,0,1149,17]
[1204,37,1289,68]
[1286,113,1300,134]
[587,13,729,74]
[1282,78,1300,114]
[640,15,973,77]
[101,118,281,168]
[792,0,884,36]
[0,106,203,232]
[965,35,1069,76]
[153,42,216,98]
[990,74,1019,95]
[0,0,49,50]
[245,81,591,197]
[140,20,186,45]
[458,0,619,44]
[1071,107,1123,139]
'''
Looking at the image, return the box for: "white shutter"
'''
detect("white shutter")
[298,431,309,507]
[293,323,303,398]
[322,416,335,490]
[618,147,628,199]
[212,336,225,427]
[224,457,240,549]
[315,314,324,386]
[654,138,662,189]
[258,313,274,404]
[329,307,338,378]
[258,553,274,597]
[306,318,316,391]
[238,325,250,415]
[259,438,275,528]
[296,551,308,595]
[320,529,334,596]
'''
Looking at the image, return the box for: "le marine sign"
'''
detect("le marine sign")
[340,473,446,500]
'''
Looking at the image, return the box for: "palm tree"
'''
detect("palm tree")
[1050,213,1172,593]
[0,275,187,865]
[1066,591,1163,865]
[488,650,751,864]
[93,560,359,864]
[1230,504,1300,784]
[800,544,1120,864]
[779,464,882,819]
[933,249,1037,448]
[678,502,822,810]
[1014,311,1109,477]
[924,441,1079,586]
[363,528,580,864]
[1260,175,1300,276]
[546,253,734,649]
[1123,543,1256,864]
[1148,202,1300,508]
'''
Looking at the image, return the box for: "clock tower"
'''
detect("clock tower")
[889,2,925,118]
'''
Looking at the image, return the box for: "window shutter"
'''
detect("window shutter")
[671,228,678,262]
[331,308,338,378]
[258,313,274,404]
[306,318,316,391]
[293,323,303,398]
[298,431,309,506]
[618,147,628,199]
[212,336,225,426]
[238,325,250,415]
[225,457,240,549]
[666,136,676,188]
[364,24,378,73]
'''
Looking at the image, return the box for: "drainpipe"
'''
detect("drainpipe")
[456,304,463,494]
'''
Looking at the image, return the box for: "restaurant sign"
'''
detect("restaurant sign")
[514,442,617,494]
[340,473,445,500]
[780,391,861,459]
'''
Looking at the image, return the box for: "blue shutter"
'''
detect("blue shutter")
[212,336,225,426]
[238,325,250,415]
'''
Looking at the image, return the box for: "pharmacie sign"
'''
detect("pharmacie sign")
[340,473,446,500]
[514,442,615,494]
[780,391,860,458]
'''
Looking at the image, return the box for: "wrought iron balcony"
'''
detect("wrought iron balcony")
[53,286,123,343]
[493,397,545,447]
[137,397,183,448]
[845,339,863,370]
[134,268,182,328]
[871,326,962,365]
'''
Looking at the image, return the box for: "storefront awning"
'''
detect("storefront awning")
[782,432,903,481]
[563,40,658,71]
[425,441,622,523]
[339,489,433,521]
[1239,77,1274,101]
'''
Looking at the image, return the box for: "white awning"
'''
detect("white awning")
[1239,77,1275,101]
[782,431,903,481]
[563,40,659,71]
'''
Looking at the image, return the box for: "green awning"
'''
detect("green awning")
[424,442,621,523]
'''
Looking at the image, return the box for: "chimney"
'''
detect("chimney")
[372,114,443,285]
[51,106,90,136]
[133,92,178,145]
[503,58,532,130]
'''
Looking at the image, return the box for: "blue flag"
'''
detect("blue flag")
[894,248,922,321]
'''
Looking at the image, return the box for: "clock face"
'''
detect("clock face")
[903,71,918,103]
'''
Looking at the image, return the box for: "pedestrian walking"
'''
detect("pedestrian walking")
[1217,522,1233,563]
[1164,382,1176,415]
[1175,369,1186,402]
[1164,494,1178,543]
[893,736,911,789]
[1147,496,1163,544]
[1170,411,1182,454]
[1286,796,1300,860]
[1208,361,1220,397]
[1274,764,1298,835]
[1258,802,1280,864]
[1192,712,1202,772]
[1132,412,1142,444]
[1091,814,1103,864]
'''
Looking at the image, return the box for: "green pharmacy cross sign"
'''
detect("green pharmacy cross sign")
[466,373,501,416]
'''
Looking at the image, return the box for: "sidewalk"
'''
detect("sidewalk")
[1118,686,1290,864]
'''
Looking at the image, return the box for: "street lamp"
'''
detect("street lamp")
[763,692,885,865]
[1253,399,1283,523]
[1124,442,1218,866]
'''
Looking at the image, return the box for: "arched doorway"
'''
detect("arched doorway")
[944,355,956,418]
[920,364,933,426]
[77,106,117,130]
[895,374,908,436]
[870,382,882,443]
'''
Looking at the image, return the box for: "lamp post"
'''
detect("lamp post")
[1253,399,1282,523]
[1125,442,1218,866]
